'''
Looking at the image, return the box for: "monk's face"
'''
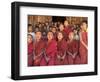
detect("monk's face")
[68,32,74,40]
[57,32,63,41]
[27,35,33,44]
[47,32,53,41]
[64,20,69,27]
[52,27,56,33]
[81,23,87,31]
[59,24,64,31]
[35,32,42,41]
[28,26,33,33]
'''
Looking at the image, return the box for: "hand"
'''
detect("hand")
[57,55,61,59]
[46,57,50,62]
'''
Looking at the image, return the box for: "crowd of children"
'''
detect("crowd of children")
[27,20,88,66]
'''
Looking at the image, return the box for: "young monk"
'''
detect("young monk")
[55,31,68,65]
[59,23,66,40]
[33,31,45,66]
[27,34,34,66]
[51,27,57,40]
[40,31,57,66]
[79,21,88,64]
[63,20,73,41]
[28,24,35,40]
[67,32,80,64]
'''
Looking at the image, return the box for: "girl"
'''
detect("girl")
[55,31,68,65]
[79,21,88,64]
[40,31,57,66]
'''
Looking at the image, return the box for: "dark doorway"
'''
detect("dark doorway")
[52,16,66,23]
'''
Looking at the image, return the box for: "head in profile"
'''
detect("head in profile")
[80,20,88,32]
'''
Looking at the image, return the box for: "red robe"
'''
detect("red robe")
[40,39,57,66]
[79,32,88,64]
[28,42,33,66]
[64,26,73,41]
[53,32,57,40]
[33,39,46,66]
[55,39,68,65]
[67,40,80,64]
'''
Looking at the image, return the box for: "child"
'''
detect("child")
[67,32,80,64]
[33,31,45,66]
[79,21,88,64]
[27,34,34,66]
[40,31,57,66]
[55,31,68,65]
[59,23,66,40]
[51,27,57,40]
[63,20,73,41]
[28,24,35,40]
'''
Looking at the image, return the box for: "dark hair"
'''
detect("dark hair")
[57,31,64,36]
[47,31,53,34]
[64,20,69,24]
[52,26,56,29]
[35,31,42,34]
[81,20,88,25]
[59,23,64,27]
[28,34,33,39]
[28,24,32,27]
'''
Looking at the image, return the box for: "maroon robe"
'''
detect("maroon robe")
[53,32,57,40]
[64,26,73,41]
[55,39,68,65]
[67,40,80,64]
[40,39,57,66]
[28,42,33,66]
[33,39,46,66]
[79,32,88,64]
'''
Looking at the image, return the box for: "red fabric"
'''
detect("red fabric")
[28,42,33,66]
[40,39,57,66]
[79,32,88,64]
[63,26,73,41]
[67,40,80,64]
[55,39,68,65]
[28,42,33,55]
[53,32,57,40]
[33,40,46,66]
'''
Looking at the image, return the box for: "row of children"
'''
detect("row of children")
[28,20,88,66]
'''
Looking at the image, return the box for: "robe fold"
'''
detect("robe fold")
[67,40,80,64]
[64,26,73,41]
[55,39,68,65]
[40,39,57,66]
[33,39,46,66]
[79,32,88,64]
[28,42,33,66]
